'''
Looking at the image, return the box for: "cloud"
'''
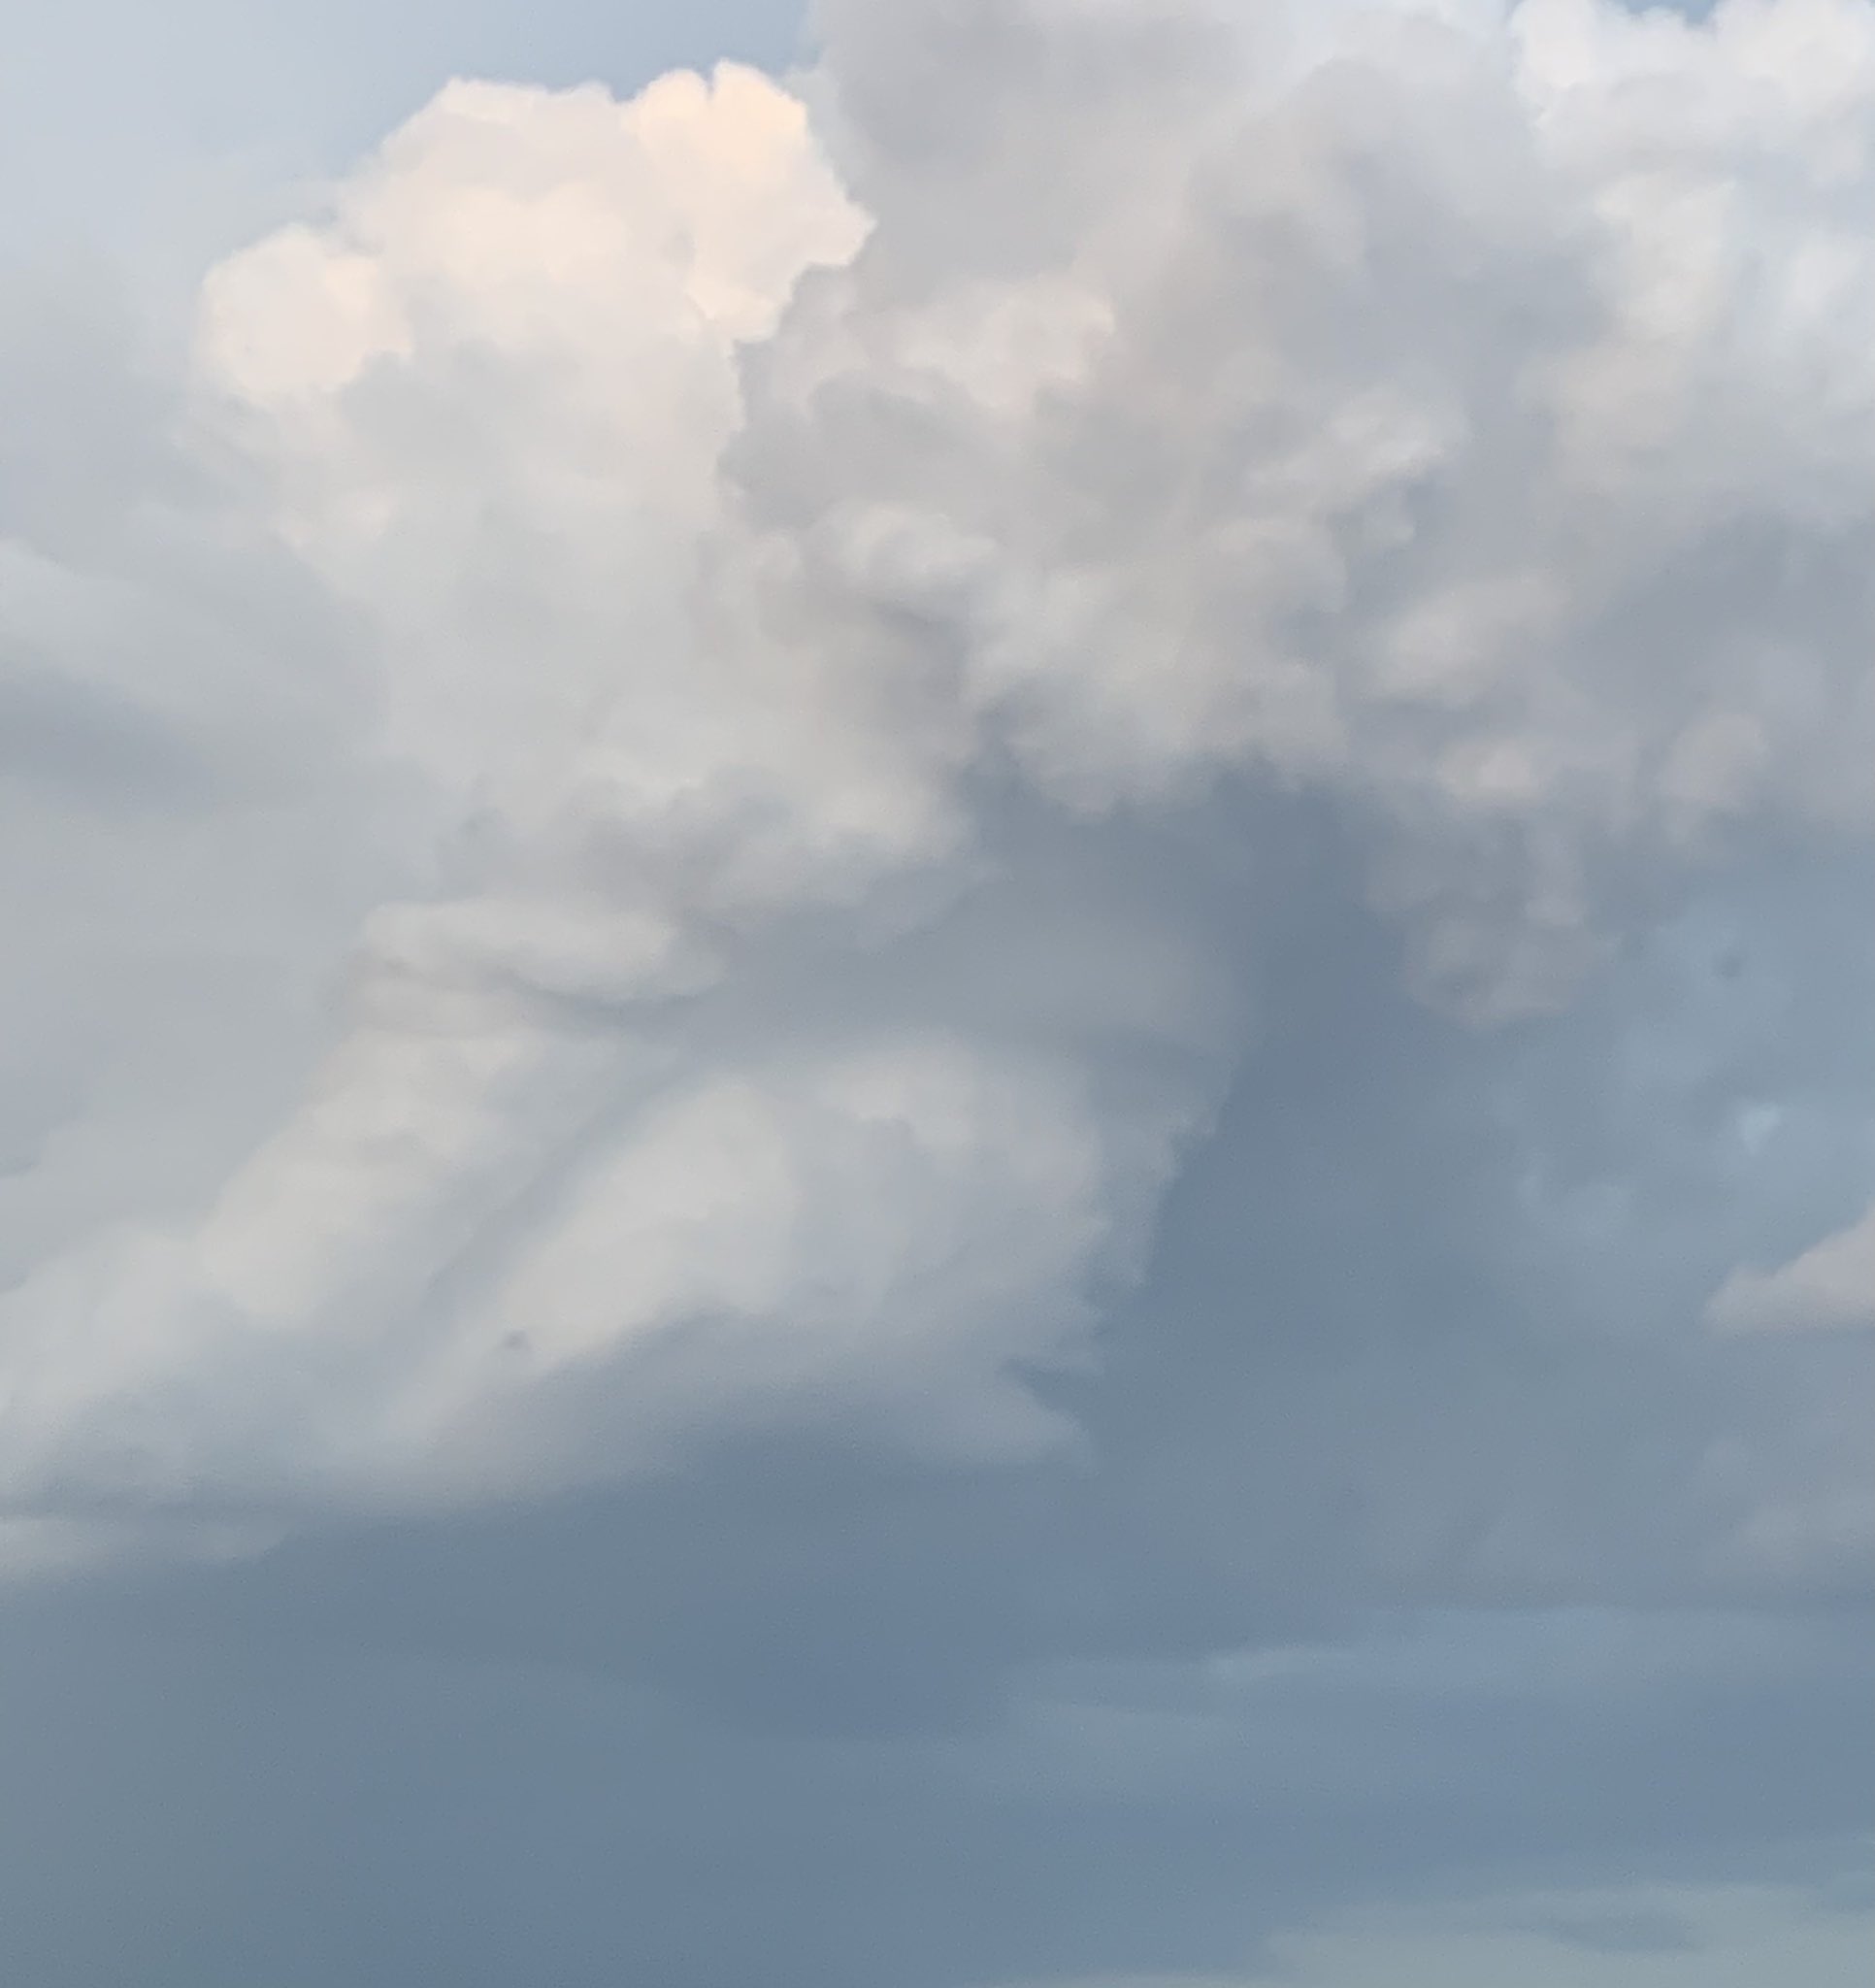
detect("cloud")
[0,0,1868,1602]
[3,1573,1868,1986]
[1709,1198,1875,1335]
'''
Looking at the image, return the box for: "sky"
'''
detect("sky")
[0,1,1870,1983]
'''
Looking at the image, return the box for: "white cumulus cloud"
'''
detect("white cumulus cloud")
[0,0,1869,1569]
